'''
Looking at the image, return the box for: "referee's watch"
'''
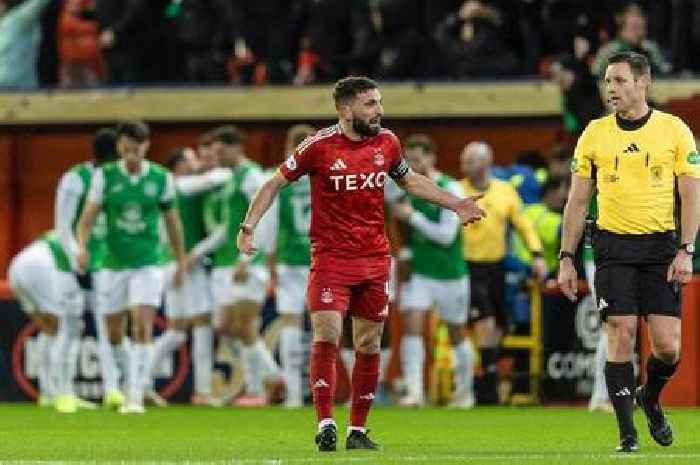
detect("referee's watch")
[558,250,575,262]
[680,243,695,255]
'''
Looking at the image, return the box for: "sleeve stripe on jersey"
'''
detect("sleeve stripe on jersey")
[295,125,339,155]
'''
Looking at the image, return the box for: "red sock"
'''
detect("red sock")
[310,341,338,422]
[350,351,380,428]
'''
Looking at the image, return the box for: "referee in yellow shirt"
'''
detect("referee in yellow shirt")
[558,52,700,453]
[460,141,547,404]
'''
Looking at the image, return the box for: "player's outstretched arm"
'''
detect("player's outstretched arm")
[397,171,485,225]
[237,170,289,255]
[557,175,593,301]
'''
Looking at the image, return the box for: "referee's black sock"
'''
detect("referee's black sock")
[605,361,637,439]
[479,348,500,404]
[645,356,679,403]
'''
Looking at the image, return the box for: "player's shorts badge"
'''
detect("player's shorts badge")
[321,287,333,304]
[374,150,385,166]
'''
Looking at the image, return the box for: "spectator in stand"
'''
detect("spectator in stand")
[58,0,103,88]
[0,0,52,89]
[228,1,295,85]
[366,0,436,80]
[592,3,671,77]
[434,0,519,78]
[173,0,237,83]
[293,0,375,84]
[95,0,170,84]
[551,21,605,136]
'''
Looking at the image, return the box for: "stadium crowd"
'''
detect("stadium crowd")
[0,0,698,89]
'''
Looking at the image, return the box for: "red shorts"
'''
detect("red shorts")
[307,255,390,322]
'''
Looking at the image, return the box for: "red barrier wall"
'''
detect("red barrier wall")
[0,118,561,276]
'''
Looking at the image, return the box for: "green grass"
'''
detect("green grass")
[0,404,699,464]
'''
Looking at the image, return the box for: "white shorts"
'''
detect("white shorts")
[162,262,212,318]
[210,264,269,309]
[388,256,397,303]
[400,274,470,324]
[94,266,164,315]
[8,241,65,316]
[276,264,309,315]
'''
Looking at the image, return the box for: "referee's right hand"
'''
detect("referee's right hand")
[557,259,578,302]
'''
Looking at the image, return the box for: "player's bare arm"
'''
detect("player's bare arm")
[668,175,700,283]
[237,170,289,255]
[557,174,594,301]
[164,207,187,287]
[396,170,485,225]
[75,200,100,272]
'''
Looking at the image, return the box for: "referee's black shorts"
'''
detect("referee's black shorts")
[593,229,680,321]
[467,260,507,328]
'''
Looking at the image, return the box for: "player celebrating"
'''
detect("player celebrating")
[269,124,316,408]
[391,134,475,408]
[48,127,119,411]
[148,146,230,406]
[77,120,186,414]
[237,76,484,451]
[198,125,278,406]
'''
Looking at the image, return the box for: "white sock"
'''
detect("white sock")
[37,332,56,398]
[240,342,264,396]
[66,337,80,396]
[129,343,153,404]
[255,338,280,378]
[590,335,609,406]
[400,335,424,399]
[95,316,118,394]
[379,348,391,384]
[192,326,213,396]
[150,329,187,384]
[139,343,154,398]
[318,417,336,432]
[51,315,81,396]
[113,339,130,390]
[279,325,303,406]
[453,339,475,396]
[341,348,355,378]
[50,327,70,397]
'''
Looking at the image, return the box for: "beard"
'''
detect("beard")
[352,116,381,137]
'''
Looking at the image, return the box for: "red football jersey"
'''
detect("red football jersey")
[279,124,408,260]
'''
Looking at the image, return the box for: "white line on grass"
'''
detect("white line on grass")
[5,454,700,465]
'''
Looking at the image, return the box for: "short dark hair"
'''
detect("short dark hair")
[93,127,118,165]
[332,76,379,105]
[210,125,244,146]
[404,134,437,155]
[607,51,651,78]
[166,147,188,170]
[115,120,150,142]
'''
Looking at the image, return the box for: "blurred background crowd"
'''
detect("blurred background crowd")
[1,0,699,90]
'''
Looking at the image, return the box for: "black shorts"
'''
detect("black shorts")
[593,229,680,320]
[467,261,507,328]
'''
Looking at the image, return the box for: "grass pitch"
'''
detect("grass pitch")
[0,404,698,464]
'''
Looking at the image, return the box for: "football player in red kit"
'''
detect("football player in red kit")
[238,76,485,451]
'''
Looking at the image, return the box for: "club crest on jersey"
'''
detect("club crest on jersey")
[374,150,385,166]
[143,181,158,197]
[286,154,297,171]
[321,287,333,304]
